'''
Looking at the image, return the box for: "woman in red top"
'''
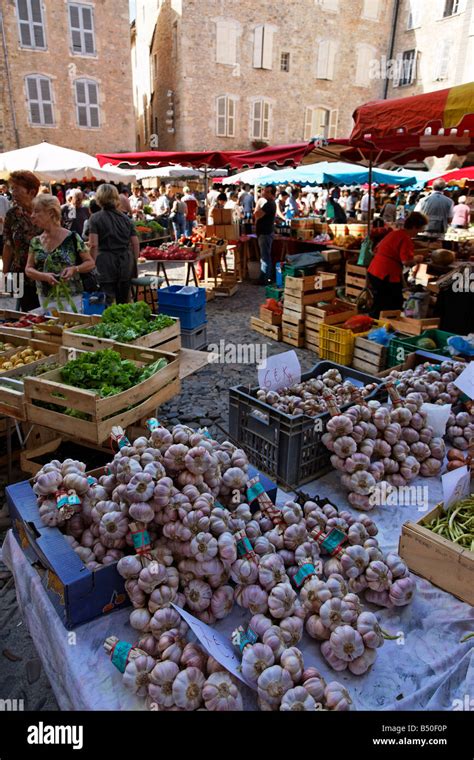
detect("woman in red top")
[368,212,428,317]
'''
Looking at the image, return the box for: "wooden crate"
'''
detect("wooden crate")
[319,249,342,263]
[259,306,282,325]
[32,312,96,345]
[380,311,440,336]
[24,344,180,444]
[283,310,306,326]
[0,310,38,338]
[399,505,474,606]
[345,263,368,298]
[0,333,59,357]
[63,316,181,353]
[306,300,356,325]
[352,336,386,374]
[282,321,305,348]
[250,317,282,342]
[0,354,60,421]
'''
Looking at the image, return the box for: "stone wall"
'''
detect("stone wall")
[1,0,135,153]
[140,0,394,152]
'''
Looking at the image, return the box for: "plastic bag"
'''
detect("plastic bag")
[421,403,452,438]
[367,326,392,346]
[447,335,474,357]
[357,236,373,267]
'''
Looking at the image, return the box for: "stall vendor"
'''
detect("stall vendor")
[367,211,428,317]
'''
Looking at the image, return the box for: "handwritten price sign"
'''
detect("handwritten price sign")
[258,350,301,392]
[172,604,256,689]
[441,466,471,511]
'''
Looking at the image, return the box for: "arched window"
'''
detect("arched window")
[25,74,54,126]
[74,79,100,128]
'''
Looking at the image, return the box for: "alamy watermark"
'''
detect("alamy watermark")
[208,340,268,368]
[452,268,474,293]
[0,698,25,711]
[0,273,24,299]
[369,483,430,512]
[452,694,474,711]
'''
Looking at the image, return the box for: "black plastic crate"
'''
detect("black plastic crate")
[229,360,386,489]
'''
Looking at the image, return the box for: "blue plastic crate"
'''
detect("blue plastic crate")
[82,292,107,315]
[158,285,206,310]
[159,304,207,330]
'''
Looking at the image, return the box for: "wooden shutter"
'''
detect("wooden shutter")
[31,0,45,47]
[88,81,99,127]
[227,98,235,137]
[252,100,262,139]
[216,96,227,136]
[40,78,53,125]
[69,4,82,53]
[26,77,40,124]
[355,46,370,86]
[329,109,338,138]
[262,101,270,140]
[75,80,88,126]
[26,75,53,125]
[317,40,330,78]
[17,0,32,47]
[253,25,264,67]
[407,0,421,28]
[304,108,313,140]
[435,40,451,80]
[216,22,236,65]
[262,27,273,70]
[82,6,95,55]
[322,0,339,10]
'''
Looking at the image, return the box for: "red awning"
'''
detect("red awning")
[96,143,316,171]
[350,83,474,141]
[427,165,474,187]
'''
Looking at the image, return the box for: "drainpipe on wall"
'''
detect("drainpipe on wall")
[384,0,401,100]
[0,10,20,149]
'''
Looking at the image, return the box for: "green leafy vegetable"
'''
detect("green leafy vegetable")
[78,303,175,343]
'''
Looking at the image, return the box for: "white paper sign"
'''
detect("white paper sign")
[171,604,256,690]
[258,350,301,391]
[421,403,452,438]
[453,362,474,400]
[441,466,471,512]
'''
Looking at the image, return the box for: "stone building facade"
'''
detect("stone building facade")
[387,0,473,97]
[0,0,135,153]
[135,0,394,152]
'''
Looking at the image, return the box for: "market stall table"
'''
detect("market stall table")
[3,468,473,711]
[155,251,214,287]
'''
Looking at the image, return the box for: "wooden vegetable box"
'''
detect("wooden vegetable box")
[399,504,474,606]
[32,312,96,346]
[259,306,282,325]
[62,316,181,353]
[345,263,368,299]
[0,354,59,421]
[380,310,440,336]
[250,317,282,342]
[352,336,386,374]
[24,344,180,444]
[0,333,59,357]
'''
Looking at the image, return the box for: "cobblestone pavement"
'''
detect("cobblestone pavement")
[0,272,317,711]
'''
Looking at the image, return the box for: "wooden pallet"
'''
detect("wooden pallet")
[352,336,386,374]
[24,345,180,444]
[250,317,282,342]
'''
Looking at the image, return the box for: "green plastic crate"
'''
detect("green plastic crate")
[265,285,284,301]
[284,263,318,277]
[387,328,457,367]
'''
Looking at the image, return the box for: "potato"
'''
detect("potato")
[15,362,25,367]
[2,362,13,370]
[24,356,35,364]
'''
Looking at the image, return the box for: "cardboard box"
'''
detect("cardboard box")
[399,504,474,605]
[7,464,278,629]
[224,224,240,240]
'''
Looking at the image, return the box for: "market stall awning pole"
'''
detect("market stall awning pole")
[367,155,373,238]
[204,167,209,223]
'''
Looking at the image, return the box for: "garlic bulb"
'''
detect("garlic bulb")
[122,655,156,696]
[257,665,293,707]
[202,672,243,711]
[242,643,275,685]
[172,667,205,710]
[149,661,179,708]
[280,647,304,683]
[268,583,297,619]
[280,686,316,711]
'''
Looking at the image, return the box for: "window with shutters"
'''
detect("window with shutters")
[355,44,375,86]
[251,100,270,141]
[407,0,422,28]
[16,0,46,50]
[68,3,96,56]
[215,20,238,65]
[316,40,337,79]
[74,79,100,128]
[25,75,54,126]
[216,96,236,138]
[443,0,460,16]
[361,0,380,19]
[434,39,452,80]
[304,107,338,140]
[280,52,290,72]
[253,25,274,69]
[398,49,417,85]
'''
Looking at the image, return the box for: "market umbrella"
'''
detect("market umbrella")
[0,141,136,183]
[427,166,474,188]
[257,161,418,187]
[221,167,276,185]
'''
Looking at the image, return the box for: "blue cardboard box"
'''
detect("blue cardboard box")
[7,466,278,630]
[6,480,128,630]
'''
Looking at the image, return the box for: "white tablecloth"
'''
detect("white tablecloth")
[3,471,474,711]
